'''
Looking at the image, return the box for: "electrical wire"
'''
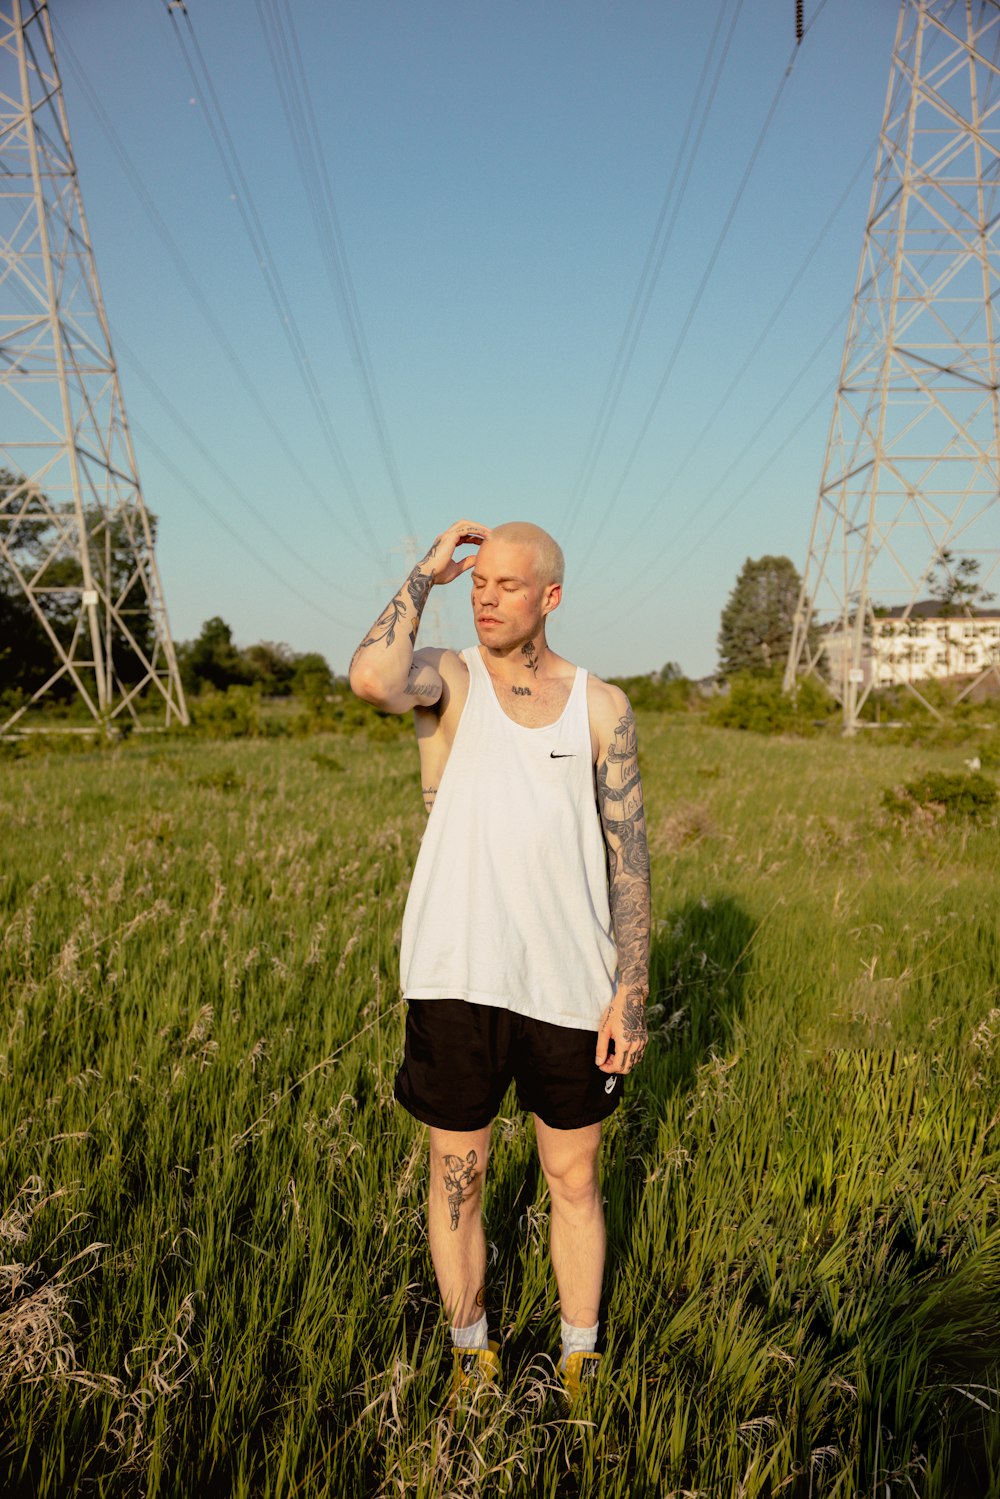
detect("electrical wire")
[56,21,374,564]
[585,375,837,633]
[111,327,371,604]
[159,0,385,562]
[129,413,360,631]
[574,140,875,591]
[571,0,832,582]
[256,0,415,535]
[562,0,743,544]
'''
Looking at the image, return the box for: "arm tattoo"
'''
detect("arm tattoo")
[351,564,433,666]
[422,785,437,814]
[597,708,651,1035]
[406,663,440,701]
[405,569,433,646]
[443,1151,479,1231]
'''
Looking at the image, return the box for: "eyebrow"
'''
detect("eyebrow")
[472,571,530,584]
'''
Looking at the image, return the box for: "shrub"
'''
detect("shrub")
[882,770,998,821]
[709,671,836,735]
[190,685,267,740]
[292,684,407,740]
[609,669,696,713]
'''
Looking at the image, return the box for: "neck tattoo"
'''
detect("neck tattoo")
[521,641,539,678]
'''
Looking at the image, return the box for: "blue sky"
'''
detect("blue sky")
[55,0,901,679]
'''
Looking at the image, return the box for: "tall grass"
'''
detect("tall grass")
[1,721,998,1496]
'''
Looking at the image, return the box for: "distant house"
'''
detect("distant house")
[824,601,1000,687]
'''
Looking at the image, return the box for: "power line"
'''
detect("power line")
[590,376,837,634]
[562,0,743,544]
[256,0,415,535]
[112,327,371,604]
[572,0,832,582]
[159,0,385,562]
[575,139,874,591]
[56,21,374,563]
[129,414,360,632]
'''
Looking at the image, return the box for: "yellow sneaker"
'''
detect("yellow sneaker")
[560,1350,601,1402]
[448,1340,502,1408]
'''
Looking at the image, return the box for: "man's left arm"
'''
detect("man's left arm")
[594,689,651,1074]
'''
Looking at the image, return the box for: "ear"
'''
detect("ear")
[541,582,562,616]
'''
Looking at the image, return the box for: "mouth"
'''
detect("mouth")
[477,616,501,626]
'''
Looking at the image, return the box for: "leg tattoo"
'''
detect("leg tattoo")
[443,1151,480,1232]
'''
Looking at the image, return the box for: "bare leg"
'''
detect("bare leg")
[427,1124,491,1330]
[534,1118,604,1327]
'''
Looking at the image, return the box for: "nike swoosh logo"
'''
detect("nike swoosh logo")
[550,752,576,758]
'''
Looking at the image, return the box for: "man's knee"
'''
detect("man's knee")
[429,1127,489,1230]
[540,1150,601,1211]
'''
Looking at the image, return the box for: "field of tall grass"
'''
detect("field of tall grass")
[1,718,998,1497]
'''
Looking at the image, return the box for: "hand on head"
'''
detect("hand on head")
[424,520,491,586]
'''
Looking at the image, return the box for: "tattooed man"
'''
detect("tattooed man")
[349,520,651,1403]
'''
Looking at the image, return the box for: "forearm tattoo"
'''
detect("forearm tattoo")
[597,708,651,1027]
[350,560,434,670]
[443,1151,479,1231]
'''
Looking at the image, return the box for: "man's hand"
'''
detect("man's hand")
[422,521,491,586]
[349,521,490,712]
[595,986,648,1074]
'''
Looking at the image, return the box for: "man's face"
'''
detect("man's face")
[470,538,558,649]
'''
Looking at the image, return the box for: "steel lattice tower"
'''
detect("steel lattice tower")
[0,0,187,734]
[784,0,1000,731]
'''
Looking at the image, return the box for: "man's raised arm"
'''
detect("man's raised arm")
[348,521,489,714]
[593,688,651,1075]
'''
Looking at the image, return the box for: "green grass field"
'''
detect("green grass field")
[1,720,999,1497]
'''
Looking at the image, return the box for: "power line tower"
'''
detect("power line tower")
[0,0,187,735]
[785,0,1000,732]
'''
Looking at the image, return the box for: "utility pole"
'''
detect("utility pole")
[0,1,187,734]
[785,0,1000,732]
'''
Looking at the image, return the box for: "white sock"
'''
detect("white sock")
[450,1313,489,1351]
[560,1317,598,1367]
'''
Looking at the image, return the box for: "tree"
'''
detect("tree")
[178,617,253,694]
[244,640,297,696]
[927,549,995,617]
[0,470,159,701]
[291,651,334,704]
[717,555,807,679]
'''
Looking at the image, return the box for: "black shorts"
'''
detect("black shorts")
[394,998,624,1132]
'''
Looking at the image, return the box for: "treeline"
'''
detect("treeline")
[176,616,334,700]
[174,616,409,740]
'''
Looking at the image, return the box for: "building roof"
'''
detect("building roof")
[874,599,1000,621]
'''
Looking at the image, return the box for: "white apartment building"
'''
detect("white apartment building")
[823,602,1000,687]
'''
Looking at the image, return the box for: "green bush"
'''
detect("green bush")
[609,667,696,713]
[882,769,998,821]
[190,685,268,739]
[292,684,408,740]
[709,671,836,735]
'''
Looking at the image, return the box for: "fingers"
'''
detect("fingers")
[594,1009,612,1067]
[596,1017,647,1074]
[446,520,491,546]
[597,1046,644,1075]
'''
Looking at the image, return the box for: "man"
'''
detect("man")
[349,519,650,1404]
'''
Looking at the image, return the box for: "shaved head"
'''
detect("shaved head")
[487,522,564,587]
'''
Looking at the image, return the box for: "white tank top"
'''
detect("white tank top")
[400,647,618,1031]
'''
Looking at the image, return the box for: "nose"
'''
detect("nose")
[477,579,499,607]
